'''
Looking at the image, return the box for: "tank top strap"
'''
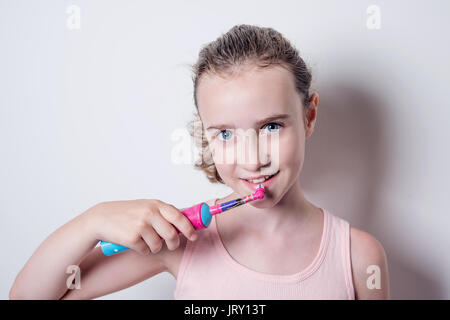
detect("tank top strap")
[322,211,356,299]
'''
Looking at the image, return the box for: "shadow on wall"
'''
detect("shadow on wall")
[300,80,444,299]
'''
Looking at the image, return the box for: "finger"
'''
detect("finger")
[158,203,197,241]
[140,225,163,253]
[125,235,151,256]
[148,211,180,251]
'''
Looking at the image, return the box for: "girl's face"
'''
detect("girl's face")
[197,64,315,207]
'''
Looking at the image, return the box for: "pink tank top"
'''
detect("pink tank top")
[174,198,355,300]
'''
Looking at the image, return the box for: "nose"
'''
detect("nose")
[236,132,271,172]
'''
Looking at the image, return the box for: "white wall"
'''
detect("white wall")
[1,0,449,299]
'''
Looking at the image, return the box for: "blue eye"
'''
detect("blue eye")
[217,129,233,141]
[262,122,282,134]
[216,123,282,142]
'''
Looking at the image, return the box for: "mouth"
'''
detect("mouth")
[241,170,280,190]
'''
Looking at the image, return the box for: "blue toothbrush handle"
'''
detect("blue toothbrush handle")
[99,241,130,256]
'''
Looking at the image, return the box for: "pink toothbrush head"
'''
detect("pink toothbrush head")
[252,184,265,200]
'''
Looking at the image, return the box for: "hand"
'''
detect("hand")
[83,199,198,256]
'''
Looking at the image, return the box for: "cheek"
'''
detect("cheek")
[280,130,305,168]
[209,140,236,166]
[214,162,235,185]
[209,142,235,176]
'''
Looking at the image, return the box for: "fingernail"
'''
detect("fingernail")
[190,233,198,241]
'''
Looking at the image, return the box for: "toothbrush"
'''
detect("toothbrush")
[100,185,265,256]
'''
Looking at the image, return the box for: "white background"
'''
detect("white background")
[1,0,449,299]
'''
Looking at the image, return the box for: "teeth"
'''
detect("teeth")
[245,171,278,184]
[248,177,267,183]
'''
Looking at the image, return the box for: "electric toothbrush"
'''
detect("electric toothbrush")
[100,185,265,256]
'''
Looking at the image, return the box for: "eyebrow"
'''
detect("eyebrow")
[206,113,291,131]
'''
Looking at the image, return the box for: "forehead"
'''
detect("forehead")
[196,65,301,124]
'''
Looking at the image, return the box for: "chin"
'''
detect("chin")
[249,197,278,209]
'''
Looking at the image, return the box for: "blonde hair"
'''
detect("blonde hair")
[187,24,313,184]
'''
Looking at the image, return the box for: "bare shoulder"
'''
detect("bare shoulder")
[349,226,390,299]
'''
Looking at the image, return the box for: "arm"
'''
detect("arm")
[10,200,192,300]
[60,225,189,299]
[350,227,390,299]
[10,199,190,299]
[10,204,170,300]
[59,245,168,300]
[9,206,101,299]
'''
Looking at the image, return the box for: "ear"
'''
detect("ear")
[305,92,319,139]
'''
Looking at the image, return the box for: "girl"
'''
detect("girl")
[10,24,389,300]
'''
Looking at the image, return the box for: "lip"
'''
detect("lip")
[242,173,274,180]
[241,170,280,191]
